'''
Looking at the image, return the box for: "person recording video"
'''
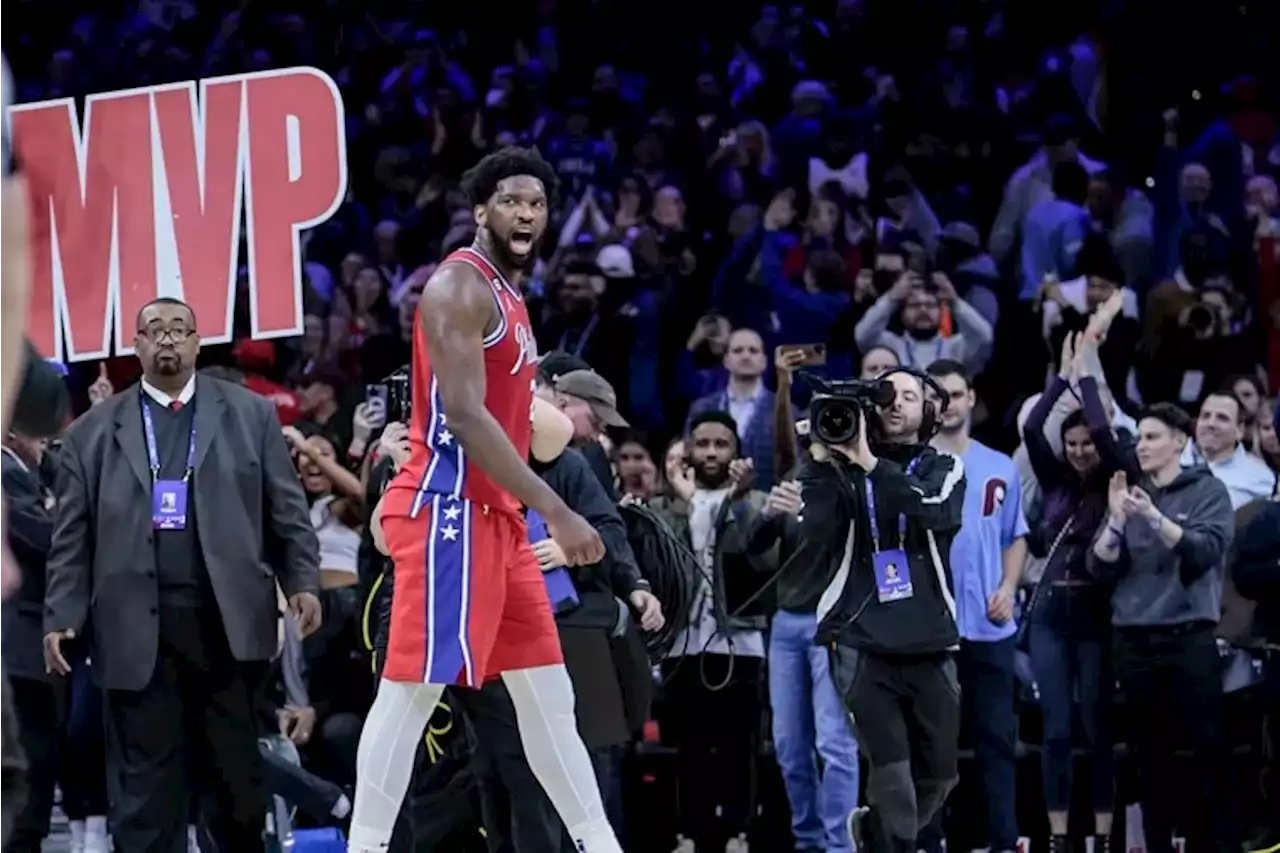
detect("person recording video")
[800,368,965,853]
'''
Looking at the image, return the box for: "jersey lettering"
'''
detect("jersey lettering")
[510,323,538,377]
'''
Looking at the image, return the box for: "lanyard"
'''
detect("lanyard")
[556,312,600,357]
[140,395,197,483]
[863,457,920,553]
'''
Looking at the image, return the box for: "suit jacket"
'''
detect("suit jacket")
[686,389,778,489]
[2,449,53,681]
[44,376,321,691]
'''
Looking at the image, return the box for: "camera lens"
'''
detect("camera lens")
[1186,304,1214,332]
[813,400,859,445]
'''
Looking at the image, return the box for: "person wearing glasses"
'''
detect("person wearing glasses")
[42,297,322,853]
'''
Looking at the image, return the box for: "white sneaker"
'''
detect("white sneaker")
[672,835,696,853]
[83,815,110,852]
[726,835,749,853]
[69,819,86,853]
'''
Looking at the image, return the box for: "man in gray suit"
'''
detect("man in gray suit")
[43,297,323,853]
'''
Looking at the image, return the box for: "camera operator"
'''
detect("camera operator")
[1140,226,1253,407]
[811,369,966,853]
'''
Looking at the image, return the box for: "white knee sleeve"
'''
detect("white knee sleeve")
[502,664,621,853]
[347,679,443,853]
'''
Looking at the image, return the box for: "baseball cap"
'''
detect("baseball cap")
[536,351,592,385]
[597,244,635,279]
[552,370,629,428]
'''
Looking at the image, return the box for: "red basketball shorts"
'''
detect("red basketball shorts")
[379,491,563,687]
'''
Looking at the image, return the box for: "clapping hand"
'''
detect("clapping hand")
[1123,486,1158,522]
[763,480,804,520]
[728,458,756,497]
[1084,291,1125,344]
[666,458,696,502]
[1107,471,1129,521]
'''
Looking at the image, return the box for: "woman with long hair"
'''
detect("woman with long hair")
[1021,333,1131,853]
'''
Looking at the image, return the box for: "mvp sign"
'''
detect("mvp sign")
[9,67,347,362]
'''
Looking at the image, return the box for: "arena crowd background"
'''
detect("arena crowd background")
[4,0,1280,851]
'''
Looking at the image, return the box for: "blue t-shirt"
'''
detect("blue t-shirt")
[949,440,1028,642]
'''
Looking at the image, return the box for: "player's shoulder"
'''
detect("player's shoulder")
[423,251,493,297]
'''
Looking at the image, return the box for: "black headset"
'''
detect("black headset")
[874,366,951,441]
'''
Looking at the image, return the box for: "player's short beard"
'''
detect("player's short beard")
[486,227,540,274]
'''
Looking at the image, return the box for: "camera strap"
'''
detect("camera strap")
[864,456,920,553]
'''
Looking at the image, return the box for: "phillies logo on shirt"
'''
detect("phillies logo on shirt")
[982,478,1008,517]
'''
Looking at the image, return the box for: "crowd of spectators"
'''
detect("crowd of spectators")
[5,0,1280,851]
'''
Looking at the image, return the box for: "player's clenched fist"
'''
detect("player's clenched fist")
[545,504,605,566]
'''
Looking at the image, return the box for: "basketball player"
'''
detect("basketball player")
[348,149,622,853]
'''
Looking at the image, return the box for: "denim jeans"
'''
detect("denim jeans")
[1027,585,1114,815]
[769,610,860,852]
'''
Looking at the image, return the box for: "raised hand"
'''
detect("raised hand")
[1107,471,1129,521]
[88,363,114,407]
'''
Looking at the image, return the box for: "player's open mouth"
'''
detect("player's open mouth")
[510,230,534,250]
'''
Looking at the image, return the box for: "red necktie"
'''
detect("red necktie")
[169,401,184,412]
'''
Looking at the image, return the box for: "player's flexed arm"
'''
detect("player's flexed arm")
[418,265,604,565]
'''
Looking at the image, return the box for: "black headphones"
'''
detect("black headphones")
[875,366,950,441]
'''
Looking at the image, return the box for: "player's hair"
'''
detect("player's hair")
[460,147,561,208]
[135,296,196,331]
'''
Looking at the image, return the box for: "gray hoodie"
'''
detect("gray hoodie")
[1093,466,1233,628]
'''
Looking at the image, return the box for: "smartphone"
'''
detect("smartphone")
[779,343,827,367]
[365,383,389,412]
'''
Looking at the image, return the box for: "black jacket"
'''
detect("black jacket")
[649,490,777,634]
[814,443,966,656]
[531,447,646,630]
[2,448,54,681]
[1232,499,1280,644]
[745,460,845,614]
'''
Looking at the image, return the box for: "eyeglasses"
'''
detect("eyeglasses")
[137,327,193,343]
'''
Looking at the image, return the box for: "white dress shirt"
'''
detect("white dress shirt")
[141,375,196,409]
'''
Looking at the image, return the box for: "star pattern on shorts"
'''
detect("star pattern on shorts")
[441,525,459,541]
[443,504,461,521]
[437,429,454,446]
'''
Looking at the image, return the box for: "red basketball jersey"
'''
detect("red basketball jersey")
[386,247,537,518]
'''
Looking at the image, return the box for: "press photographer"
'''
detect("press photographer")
[804,369,966,853]
[1140,225,1254,407]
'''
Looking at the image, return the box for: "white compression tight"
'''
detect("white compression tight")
[347,664,620,853]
